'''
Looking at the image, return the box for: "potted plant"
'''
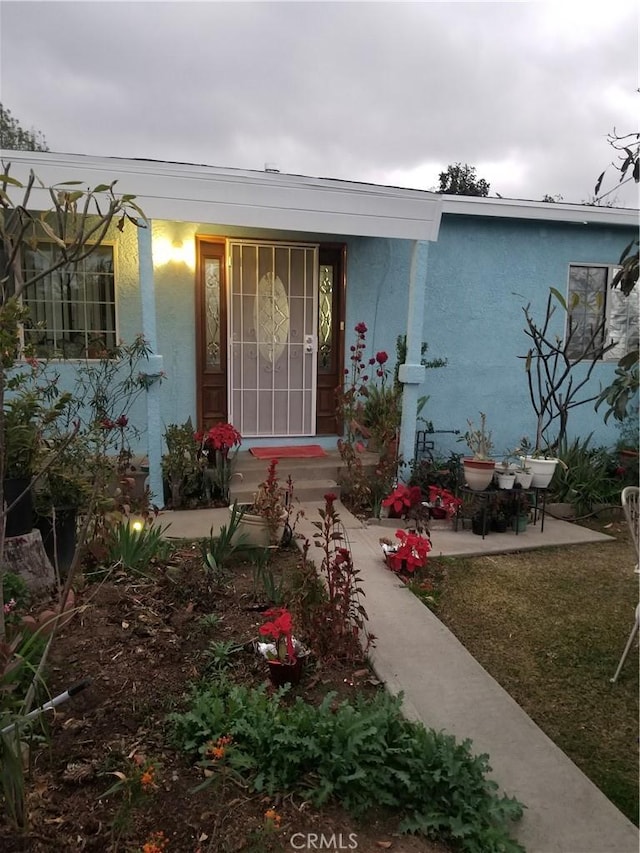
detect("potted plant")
[381,529,431,575]
[33,436,91,575]
[517,436,562,489]
[162,419,203,509]
[495,458,516,491]
[232,459,290,547]
[196,421,242,505]
[459,412,495,490]
[257,607,305,686]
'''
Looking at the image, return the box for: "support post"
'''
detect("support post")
[137,223,164,504]
[398,240,430,479]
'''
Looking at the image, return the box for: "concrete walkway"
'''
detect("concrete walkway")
[160,503,638,853]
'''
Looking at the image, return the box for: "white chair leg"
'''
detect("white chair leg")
[610,614,639,683]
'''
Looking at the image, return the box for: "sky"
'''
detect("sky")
[0,0,638,206]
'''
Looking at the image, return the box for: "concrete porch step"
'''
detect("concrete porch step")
[230,478,341,505]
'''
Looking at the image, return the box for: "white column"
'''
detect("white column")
[398,240,430,479]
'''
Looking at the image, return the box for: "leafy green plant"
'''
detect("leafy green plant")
[107,522,173,574]
[201,501,247,581]
[169,677,525,853]
[162,418,203,509]
[251,548,284,605]
[198,613,222,630]
[202,640,243,673]
[549,436,619,516]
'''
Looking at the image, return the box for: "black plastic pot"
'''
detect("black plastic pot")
[491,516,508,533]
[35,507,77,575]
[471,513,490,536]
[3,477,34,537]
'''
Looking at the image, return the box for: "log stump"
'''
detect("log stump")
[2,529,56,593]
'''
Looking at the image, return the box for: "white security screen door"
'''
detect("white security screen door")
[228,241,318,436]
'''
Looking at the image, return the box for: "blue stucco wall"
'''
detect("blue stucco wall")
[417,214,635,458]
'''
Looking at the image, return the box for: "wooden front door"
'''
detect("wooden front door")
[196,239,345,434]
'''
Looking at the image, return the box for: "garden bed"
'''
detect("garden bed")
[1,545,452,853]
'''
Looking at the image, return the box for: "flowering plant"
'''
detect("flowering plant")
[195,422,242,504]
[259,607,297,663]
[382,484,422,518]
[427,486,462,519]
[196,422,242,461]
[384,529,431,574]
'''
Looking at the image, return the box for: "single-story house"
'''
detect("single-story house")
[2,150,638,501]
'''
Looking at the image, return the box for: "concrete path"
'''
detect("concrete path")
[159,502,638,853]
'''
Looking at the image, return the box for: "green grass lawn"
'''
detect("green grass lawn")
[420,518,639,825]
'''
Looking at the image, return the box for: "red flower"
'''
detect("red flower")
[202,422,242,455]
[375,351,388,365]
[354,322,367,334]
[387,530,431,574]
[260,607,296,662]
[368,357,376,365]
[324,492,337,505]
[100,418,115,430]
[115,414,128,428]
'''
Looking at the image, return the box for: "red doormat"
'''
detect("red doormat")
[250,445,328,460]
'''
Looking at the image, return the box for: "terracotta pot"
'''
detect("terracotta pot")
[267,657,303,687]
[463,459,495,491]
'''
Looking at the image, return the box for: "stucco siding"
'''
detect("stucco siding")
[420,214,636,458]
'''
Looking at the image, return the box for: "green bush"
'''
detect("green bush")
[107,521,173,574]
[550,436,619,516]
[169,678,524,852]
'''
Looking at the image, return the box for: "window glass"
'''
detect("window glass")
[22,244,116,358]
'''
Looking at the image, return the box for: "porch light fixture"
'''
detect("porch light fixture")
[152,236,196,270]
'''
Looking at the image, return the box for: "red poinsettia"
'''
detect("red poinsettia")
[427,486,462,519]
[259,607,296,663]
[382,484,423,518]
[386,529,431,574]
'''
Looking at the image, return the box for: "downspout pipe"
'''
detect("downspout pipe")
[398,240,430,478]
[137,223,164,504]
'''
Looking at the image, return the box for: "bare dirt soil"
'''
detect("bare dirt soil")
[1,545,450,853]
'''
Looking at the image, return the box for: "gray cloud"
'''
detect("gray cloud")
[1,1,637,204]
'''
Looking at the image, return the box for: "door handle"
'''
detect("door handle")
[304,335,315,354]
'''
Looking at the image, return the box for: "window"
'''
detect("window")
[566,264,639,361]
[21,244,116,358]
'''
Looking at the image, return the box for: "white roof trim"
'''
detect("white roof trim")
[0,151,443,241]
[441,194,638,227]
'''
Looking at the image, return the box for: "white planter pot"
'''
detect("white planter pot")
[230,505,284,547]
[463,459,495,491]
[524,456,559,489]
[496,471,516,490]
[514,469,534,489]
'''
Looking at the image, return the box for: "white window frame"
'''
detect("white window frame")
[18,242,119,361]
[565,262,639,363]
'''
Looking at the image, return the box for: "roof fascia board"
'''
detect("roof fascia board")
[0,151,442,241]
[441,195,638,227]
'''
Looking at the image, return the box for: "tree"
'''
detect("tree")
[592,129,639,422]
[0,104,49,152]
[438,163,490,197]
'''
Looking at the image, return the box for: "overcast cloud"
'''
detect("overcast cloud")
[0,0,637,205]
